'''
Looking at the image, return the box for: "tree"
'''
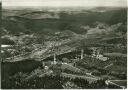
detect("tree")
[117,24,127,34]
[62,58,69,63]
[1,37,15,45]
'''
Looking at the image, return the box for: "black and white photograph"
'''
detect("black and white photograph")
[1,0,127,89]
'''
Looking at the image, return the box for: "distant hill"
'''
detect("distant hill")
[2,8,127,34]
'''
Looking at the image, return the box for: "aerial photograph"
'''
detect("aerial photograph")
[1,0,127,89]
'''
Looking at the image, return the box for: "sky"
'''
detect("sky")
[3,0,127,7]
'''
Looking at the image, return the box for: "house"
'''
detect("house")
[90,47,108,61]
[96,54,109,61]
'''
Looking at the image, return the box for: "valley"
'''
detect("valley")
[1,7,127,89]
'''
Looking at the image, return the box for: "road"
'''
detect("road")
[38,63,100,83]
[105,80,127,89]
[104,63,113,69]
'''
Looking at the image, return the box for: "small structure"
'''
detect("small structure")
[90,47,108,61]
[96,54,109,61]
[44,66,49,70]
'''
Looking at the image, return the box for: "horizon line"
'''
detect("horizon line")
[2,5,127,9]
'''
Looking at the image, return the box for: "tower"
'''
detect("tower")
[53,53,57,64]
